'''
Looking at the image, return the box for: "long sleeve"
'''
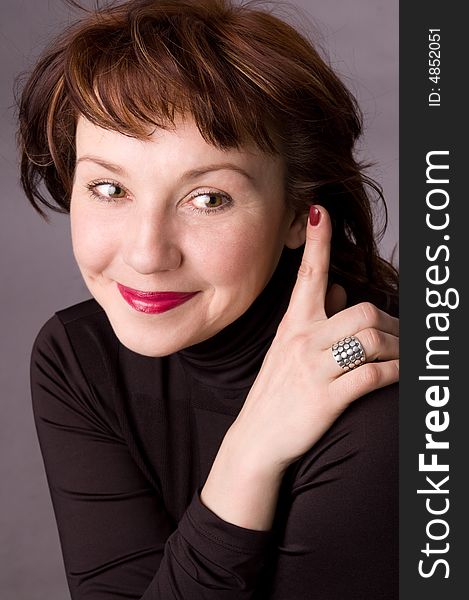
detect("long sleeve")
[30,314,273,600]
[259,383,398,599]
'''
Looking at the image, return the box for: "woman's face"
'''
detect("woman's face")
[71,114,305,356]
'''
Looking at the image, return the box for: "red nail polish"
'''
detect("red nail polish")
[309,205,320,226]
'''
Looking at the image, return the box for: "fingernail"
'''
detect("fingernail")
[309,205,320,226]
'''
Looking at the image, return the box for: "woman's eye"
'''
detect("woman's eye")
[189,191,231,212]
[95,183,127,199]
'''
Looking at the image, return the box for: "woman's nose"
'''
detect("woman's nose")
[122,210,182,274]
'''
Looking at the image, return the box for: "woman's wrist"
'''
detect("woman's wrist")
[200,429,286,531]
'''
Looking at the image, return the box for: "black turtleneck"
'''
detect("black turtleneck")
[30,246,398,600]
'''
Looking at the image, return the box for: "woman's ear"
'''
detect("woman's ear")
[284,210,308,249]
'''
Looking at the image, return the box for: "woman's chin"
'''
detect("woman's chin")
[101,308,190,357]
[112,324,186,357]
[95,288,243,357]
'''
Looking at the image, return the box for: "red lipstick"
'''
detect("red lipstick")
[117,283,199,314]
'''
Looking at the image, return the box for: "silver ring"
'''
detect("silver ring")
[331,336,366,371]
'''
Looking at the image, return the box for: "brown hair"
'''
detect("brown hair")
[16,0,398,313]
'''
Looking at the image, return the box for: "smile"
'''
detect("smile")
[117,283,200,314]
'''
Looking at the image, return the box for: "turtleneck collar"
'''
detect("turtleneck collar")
[177,245,303,389]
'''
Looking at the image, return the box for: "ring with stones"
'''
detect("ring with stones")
[331,336,366,371]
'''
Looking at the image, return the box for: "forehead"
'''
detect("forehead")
[75,114,285,182]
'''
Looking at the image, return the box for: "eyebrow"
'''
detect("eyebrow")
[75,155,256,184]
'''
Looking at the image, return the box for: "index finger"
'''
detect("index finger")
[285,205,332,323]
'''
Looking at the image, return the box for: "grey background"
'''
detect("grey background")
[0,1,398,597]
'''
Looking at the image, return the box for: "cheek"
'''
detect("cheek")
[70,209,116,273]
[189,219,279,290]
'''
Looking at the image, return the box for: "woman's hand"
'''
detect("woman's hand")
[228,205,399,474]
[201,204,398,531]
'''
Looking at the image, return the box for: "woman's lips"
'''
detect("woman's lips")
[117,283,199,314]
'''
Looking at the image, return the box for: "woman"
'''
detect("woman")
[17,0,399,598]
